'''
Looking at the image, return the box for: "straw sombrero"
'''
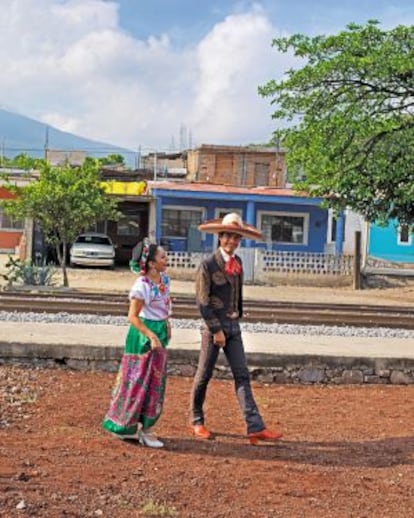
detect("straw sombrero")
[198,212,263,241]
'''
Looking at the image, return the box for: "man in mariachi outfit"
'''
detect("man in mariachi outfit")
[190,213,283,445]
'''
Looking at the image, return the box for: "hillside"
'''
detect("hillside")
[0,109,133,162]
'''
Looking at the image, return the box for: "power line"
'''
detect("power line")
[0,145,189,154]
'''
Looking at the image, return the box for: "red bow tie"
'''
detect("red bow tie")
[225,256,242,276]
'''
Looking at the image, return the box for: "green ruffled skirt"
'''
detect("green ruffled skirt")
[102,318,169,435]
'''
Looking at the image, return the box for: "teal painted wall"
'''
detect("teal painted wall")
[368,220,414,263]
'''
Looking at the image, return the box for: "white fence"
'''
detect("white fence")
[258,251,353,275]
[167,249,353,285]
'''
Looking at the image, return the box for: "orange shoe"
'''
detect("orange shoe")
[248,428,283,445]
[191,424,213,440]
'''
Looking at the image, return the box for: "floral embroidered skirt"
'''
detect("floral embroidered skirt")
[102,319,168,435]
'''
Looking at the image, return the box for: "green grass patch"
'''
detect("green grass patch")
[141,500,178,517]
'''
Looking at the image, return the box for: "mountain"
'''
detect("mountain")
[0,108,134,164]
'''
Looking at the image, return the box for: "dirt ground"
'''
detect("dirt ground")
[1,365,413,517]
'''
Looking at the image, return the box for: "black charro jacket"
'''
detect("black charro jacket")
[195,249,243,334]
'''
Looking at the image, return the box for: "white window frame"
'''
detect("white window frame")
[0,208,25,231]
[397,224,412,246]
[327,208,336,244]
[257,210,309,246]
[162,205,206,239]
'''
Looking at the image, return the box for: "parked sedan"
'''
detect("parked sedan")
[69,233,116,268]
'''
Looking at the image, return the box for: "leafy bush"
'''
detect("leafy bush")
[1,256,57,286]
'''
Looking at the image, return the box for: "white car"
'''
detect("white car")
[69,233,116,268]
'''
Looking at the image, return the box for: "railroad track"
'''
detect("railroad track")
[0,290,413,329]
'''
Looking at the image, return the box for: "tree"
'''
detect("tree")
[0,153,44,170]
[11,153,44,170]
[1,160,120,287]
[259,21,414,226]
[98,154,126,167]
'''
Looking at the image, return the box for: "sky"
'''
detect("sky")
[0,0,413,153]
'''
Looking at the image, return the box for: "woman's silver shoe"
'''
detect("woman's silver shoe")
[110,431,139,441]
[138,430,164,448]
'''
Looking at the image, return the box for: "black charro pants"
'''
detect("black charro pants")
[190,319,265,434]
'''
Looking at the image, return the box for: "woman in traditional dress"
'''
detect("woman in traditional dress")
[102,238,171,448]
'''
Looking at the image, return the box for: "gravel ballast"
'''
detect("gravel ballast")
[0,311,413,339]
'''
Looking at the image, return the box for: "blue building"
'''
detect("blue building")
[368,220,414,264]
[151,182,343,254]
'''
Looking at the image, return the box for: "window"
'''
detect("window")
[0,209,25,230]
[398,224,412,246]
[255,163,270,186]
[260,212,308,245]
[162,208,204,238]
[75,235,112,246]
[331,218,337,242]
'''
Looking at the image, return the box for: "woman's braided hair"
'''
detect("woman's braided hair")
[130,238,159,274]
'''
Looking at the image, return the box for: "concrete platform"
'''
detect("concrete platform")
[0,321,413,359]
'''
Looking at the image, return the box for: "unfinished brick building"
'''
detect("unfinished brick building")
[186,144,286,187]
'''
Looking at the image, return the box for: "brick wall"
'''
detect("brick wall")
[187,145,286,187]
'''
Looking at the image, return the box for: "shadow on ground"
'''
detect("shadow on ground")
[160,434,414,468]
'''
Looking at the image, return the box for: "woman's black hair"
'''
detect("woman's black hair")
[131,240,159,272]
[145,244,159,270]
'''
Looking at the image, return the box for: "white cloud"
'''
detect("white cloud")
[191,6,293,145]
[0,0,294,150]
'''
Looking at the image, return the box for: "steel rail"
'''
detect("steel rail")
[1,290,413,314]
[0,292,413,329]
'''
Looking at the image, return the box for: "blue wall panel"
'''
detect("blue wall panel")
[155,190,328,253]
[369,221,414,263]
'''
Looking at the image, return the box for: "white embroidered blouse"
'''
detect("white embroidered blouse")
[129,273,171,321]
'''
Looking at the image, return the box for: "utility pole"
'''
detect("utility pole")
[241,152,247,186]
[179,124,187,151]
[353,230,362,290]
[275,136,284,186]
[44,126,49,161]
[153,151,157,182]
[136,145,141,169]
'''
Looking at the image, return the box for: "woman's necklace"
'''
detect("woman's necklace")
[147,273,166,294]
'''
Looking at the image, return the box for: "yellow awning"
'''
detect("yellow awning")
[101,180,148,196]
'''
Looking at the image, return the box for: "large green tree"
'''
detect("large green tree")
[2,160,120,286]
[259,21,414,226]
